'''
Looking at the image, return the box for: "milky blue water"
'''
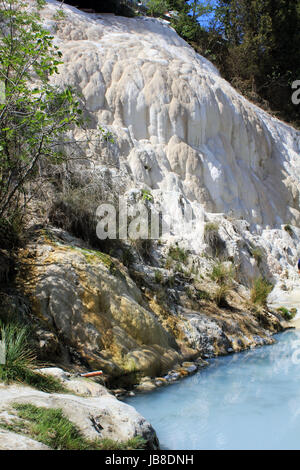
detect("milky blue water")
[126,330,300,450]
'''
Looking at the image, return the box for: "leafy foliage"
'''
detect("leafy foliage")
[141,188,153,202]
[0,0,83,219]
[214,0,300,127]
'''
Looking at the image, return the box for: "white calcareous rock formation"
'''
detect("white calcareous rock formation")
[42,1,299,224]
[40,0,300,281]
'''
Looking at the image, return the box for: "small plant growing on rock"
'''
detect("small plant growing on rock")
[141,189,153,202]
[277,307,297,321]
[251,247,264,266]
[168,245,188,264]
[211,262,234,285]
[99,126,115,144]
[250,277,273,306]
[210,262,234,308]
[214,284,230,308]
[154,270,163,284]
[284,225,294,237]
[52,8,67,21]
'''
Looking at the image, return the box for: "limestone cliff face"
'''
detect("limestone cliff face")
[42,1,300,228]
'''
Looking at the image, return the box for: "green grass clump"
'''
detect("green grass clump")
[211,262,234,285]
[277,307,297,321]
[167,245,188,264]
[154,270,163,284]
[204,222,219,232]
[195,289,211,301]
[0,404,146,450]
[141,189,153,202]
[0,322,66,393]
[214,284,230,308]
[251,247,264,266]
[210,262,234,307]
[250,277,273,306]
[0,322,35,383]
[52,8,66,20]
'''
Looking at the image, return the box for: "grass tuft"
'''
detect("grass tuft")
[168,245,188,263]
[211,262,234,285]
[250,277,273,306]
[251,247,263,266]
[214,284,230,308]
[0,322,66,393]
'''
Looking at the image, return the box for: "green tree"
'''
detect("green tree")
[146,0,169,16]
[215,0,300,125]
[190,0,213,20]
[0,0,83,220]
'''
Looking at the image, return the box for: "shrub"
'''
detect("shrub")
[49,191,99,247]
[146,0,169,17]
[1,404,146,450]
[250,277,273,306]
[277,307,297,321]
[0,216,23,250]
[0,0,83,220]
[119,246,135,268]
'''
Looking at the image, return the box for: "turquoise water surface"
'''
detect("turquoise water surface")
[126,330,300,450]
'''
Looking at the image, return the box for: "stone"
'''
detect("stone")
[0,384,159,449]
[0,429,51,450]
[37,367,111,397]
[136,381,157,392]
